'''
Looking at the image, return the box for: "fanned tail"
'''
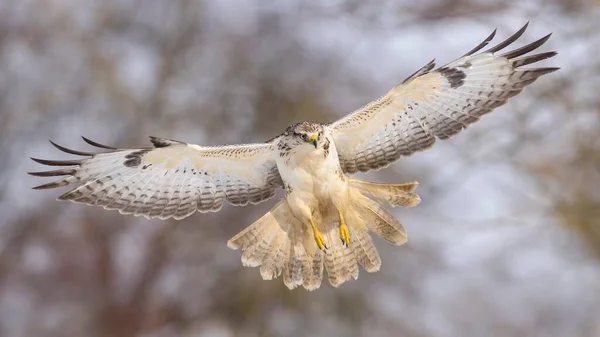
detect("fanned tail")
[228,177,420,290]
[227,201,325,291]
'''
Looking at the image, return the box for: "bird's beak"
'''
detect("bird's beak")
[310,134,318,148]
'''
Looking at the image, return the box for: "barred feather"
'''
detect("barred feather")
[356,194,408,245]
[349,178,421,207]
[30,137,283,220]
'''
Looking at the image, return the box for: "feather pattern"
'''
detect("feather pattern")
[348,225,381,273]
[348,178,420,207]
[30,137,283,219]
[331,23,558,173]
[357,194,408,245]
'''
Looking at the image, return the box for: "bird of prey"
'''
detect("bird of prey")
[30,24,557,290]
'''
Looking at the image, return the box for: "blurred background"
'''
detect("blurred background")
[1,0,599,336]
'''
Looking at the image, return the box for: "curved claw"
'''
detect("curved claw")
[309,218,327,252]
[338,209,351,247]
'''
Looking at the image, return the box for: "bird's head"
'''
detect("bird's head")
[280,122,325,153]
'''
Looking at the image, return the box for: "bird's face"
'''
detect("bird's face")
[296,130,320,149]
[280,122,325,154]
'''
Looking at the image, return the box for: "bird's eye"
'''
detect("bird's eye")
[301,134,307,140]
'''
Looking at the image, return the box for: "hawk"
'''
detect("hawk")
[30,24,557,290]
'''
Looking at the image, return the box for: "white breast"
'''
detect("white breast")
[276,134,347,221]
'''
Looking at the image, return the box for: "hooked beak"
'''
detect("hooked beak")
[310,134,318,148]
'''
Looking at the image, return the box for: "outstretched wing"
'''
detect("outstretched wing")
[29,136,283,220]
[331,23,558,173]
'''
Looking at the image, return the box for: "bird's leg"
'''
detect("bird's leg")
[309,218,327,251]
[337,209,351,247]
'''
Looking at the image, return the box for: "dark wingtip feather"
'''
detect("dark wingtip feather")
[512,51,557,68]
[463,28,497,57]
[49,140,95,156]
[30,157,82,166]
[81,136,117,150]
[529,67,560,75]
[501,33,553,59]
[402,59,436,84]
[28,168,75,177]
[32,179,70,190]
[426,58,436,70]
[485,22,529,54]
[149,136,186,148]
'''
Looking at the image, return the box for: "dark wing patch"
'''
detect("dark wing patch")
[123,150,150,168]
[438,67,466,89]
[149,136,186,148]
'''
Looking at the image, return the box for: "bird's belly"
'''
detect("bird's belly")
[288,167,342,195]
[279,156,347,221]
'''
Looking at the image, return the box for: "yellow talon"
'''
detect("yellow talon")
[338,209,351,247]
[310,218,327,251]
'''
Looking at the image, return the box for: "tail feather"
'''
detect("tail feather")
[283,224,320,290]
[308,250,325,290]
[299,229,325,290]
[283,244,303,289]
[284,240,322,290]
[348,224,381,273]
[260,232,290,280]
[324,222,352,287]
[240,219,278,267]
[281,211,303,289]
[300,247,312,287]
[226,210,271,250]
[227,204,281,267]
[344,239,359,280]
[333,221,359,284]
[258,203,294,280]
[356,194,408,245]
[349,178,421,207]
[259,229,286,280]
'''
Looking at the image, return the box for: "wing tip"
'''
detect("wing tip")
[401,58,437,83]
[28,168,75,177]
[463,28,498,57]
[31,180,69,190]
[501,32,554,59]
[81,136,117,150]
[484,22,530,54]
[512,51,558,68]
[536,67,561,75]
[30,157,82,166]
[48,140,94,156]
